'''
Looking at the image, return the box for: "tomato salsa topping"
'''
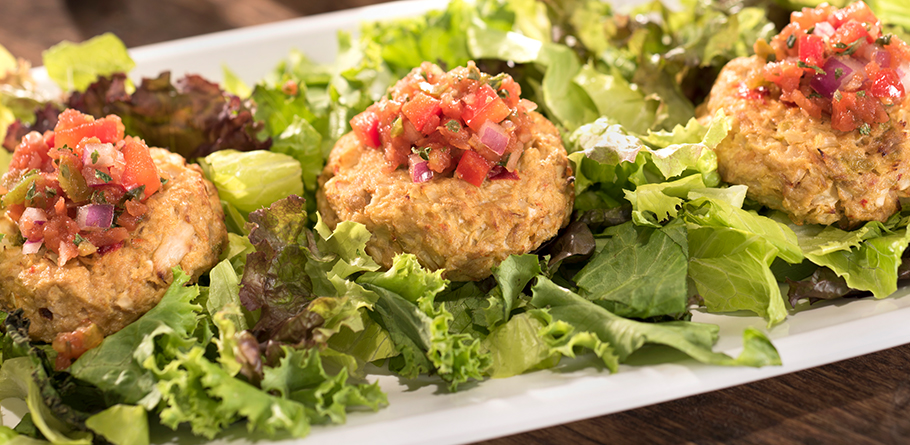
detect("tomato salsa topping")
[1,109,162,265]
[349,61,538,187]
[751,1,910,132]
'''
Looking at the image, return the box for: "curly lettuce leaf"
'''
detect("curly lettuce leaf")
[360,255,490,390]
[69,268,200,408]
[531,277,780,366]
[482,309,617,378]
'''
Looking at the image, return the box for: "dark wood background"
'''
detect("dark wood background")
[2,1,910,444]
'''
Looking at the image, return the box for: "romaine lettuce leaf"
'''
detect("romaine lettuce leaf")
[201,149,304,215]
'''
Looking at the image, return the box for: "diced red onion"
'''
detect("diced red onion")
[81,142,120,168]
[898,62,910,93]
[810,57,865,98]
[20,207,47,225]
[518,99,538,112]
[18,207,47,239]
[813,22,835,40]
[22,239,43,255]
[76,204,114,231]
[488,165,520,181]
[873,49,892,69]
[408,154,434,183]
[478,120,509,156]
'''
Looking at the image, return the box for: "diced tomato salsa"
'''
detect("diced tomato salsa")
[349,61,537,186]
[751,1,910,132]
[0,109,162,265]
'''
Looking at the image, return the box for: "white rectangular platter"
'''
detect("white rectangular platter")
[27,1,910,444]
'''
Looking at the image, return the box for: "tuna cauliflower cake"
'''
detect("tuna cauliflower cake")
[318,62,574,281]
[700,2,910,227]
[0,109,227,344]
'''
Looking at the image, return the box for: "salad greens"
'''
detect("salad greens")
[1,0,910,443]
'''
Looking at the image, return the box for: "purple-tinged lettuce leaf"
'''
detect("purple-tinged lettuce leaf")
[67,72,269,159]
[238,195,331,345]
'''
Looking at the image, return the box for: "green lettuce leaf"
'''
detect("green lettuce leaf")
[201,149,303,215]
[84,405,148,445]
[42,33,135,92]
[360,255,490,390]
[574,220,689,319]
[69,268,200,408]
[530,277,780,366]
[793,221,910,299]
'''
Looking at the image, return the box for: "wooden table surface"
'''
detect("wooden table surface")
[2,1,909,444]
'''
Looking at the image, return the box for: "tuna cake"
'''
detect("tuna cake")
[700,2,910,227]
[318,62,574,281]
[0,109,227,345]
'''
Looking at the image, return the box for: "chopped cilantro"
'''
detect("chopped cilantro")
[126,185,146,201]
[877,34,893,46]
[797,61,826,75]
[45,189,56,199]
[857,90,867,98]
[859,123,872,135]
[92,190,108,204]
[445,120,461,133]
[94,169,112,183]
[24,181,37,201]
[74,233,84,246]
[91,150,100,164]
[467,66,481,81]
[834,39,863,55]
[487,73,507,90]
[412,146,431,161]
[786,34,796,49]
[835,68,844,79]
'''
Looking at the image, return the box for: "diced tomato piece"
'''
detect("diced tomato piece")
[53,323,104,370]
[798,34,825,69]
[832,20,871,53]
[455,150,493,187]
[763,60,803,93]
[830,1,878,30]
[350,106,381,148]
[870,68,905,100]
[791,89,823,119]
[401,92,442,135]
[53,110,124,156]
[8,131,52,172]
[498,76,522,108]
[462,84,511,132]
[120,137,161,200]
[791,4,836,29]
